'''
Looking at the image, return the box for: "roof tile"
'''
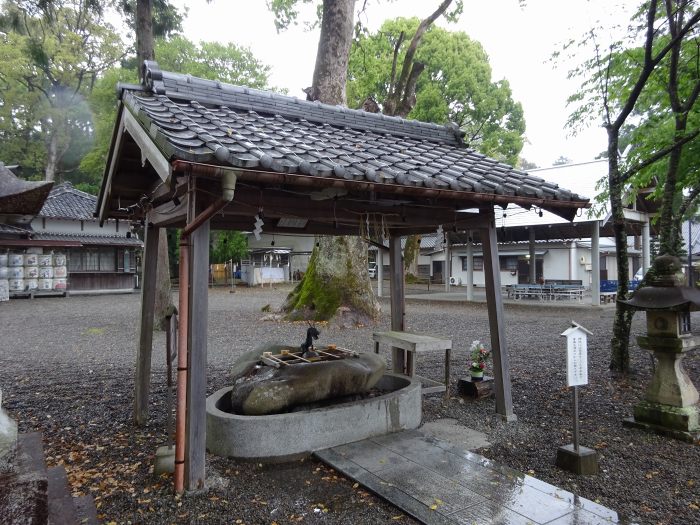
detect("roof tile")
[123,65,589,212]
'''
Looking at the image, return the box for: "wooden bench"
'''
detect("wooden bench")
[373,331,451,398]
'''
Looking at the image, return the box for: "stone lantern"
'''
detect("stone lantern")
[620,255,700,442]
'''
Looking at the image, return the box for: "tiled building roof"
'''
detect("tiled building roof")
[121,63,586,209]
[31,232,142,247]
[0,222,32,236]
[40,182,99,220]
[0,162,53,216]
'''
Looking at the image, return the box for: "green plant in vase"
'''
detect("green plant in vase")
[469,340,490,381]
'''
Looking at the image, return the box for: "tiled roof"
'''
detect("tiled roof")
[121,63,586,209]
[40,182,99,220]
[0,222,32,236]
[31,232,142,247]
[0,162,53,216]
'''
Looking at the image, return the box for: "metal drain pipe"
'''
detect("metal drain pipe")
[174,170,237,494]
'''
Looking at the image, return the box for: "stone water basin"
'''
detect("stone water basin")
[206,373,422,461]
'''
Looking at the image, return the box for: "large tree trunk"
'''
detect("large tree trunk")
[608,128,633,373]
[306,0,356,104]
[136,0,155,81]
[283,236,379,324]
[44,131,60,183]
[285,0,380,324]
[136,0,173,326]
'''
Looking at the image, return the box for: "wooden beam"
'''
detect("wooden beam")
[99,118,125,225]
[134,224,160,426]
[123,109,171,183]
[185,184,210,491]
[480,208,516,422]
[389,235,406,374]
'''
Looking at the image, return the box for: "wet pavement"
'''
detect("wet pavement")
[316,429,623,524]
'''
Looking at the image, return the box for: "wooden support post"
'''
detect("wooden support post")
[389,234,406,374]
[377,249,384,298]
[134,224,160,426]
[445,234,451,291]
[466,232,474,301]
[185,188,210,491]
[591,221,600,306]
[481,209,516,422]
[642,220,651,274]
[529,228,537,285]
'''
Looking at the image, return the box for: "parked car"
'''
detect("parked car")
[368,263,377,279]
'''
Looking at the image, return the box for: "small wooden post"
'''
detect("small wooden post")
[480,209,516,422]
[557,321,598,474]
[389,234,406,374]
[134,223,160,426]
[185,186,210,491]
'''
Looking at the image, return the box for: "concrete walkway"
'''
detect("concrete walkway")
[316,429,622,525]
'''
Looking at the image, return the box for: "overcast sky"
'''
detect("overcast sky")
[170,0,633,168]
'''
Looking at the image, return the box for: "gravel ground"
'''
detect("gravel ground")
[1,285,699,525]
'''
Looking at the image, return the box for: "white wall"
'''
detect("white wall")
[31,217,121,235]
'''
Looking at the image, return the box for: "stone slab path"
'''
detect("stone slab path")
[315,429,624,525]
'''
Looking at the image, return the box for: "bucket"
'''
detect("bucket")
[24,253,38,266]
[38,279,53,291]
[9,254,23,267]
[9,279,25,292]
[54,266,67,278]
[26,279,38,291]
[53,254,66,266]
[53,278,67,290]
[38,267,54,279]
[24,266,39,278]
[38,254,53,267]
[8,267,24,279]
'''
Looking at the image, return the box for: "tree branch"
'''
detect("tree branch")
[384,0,453,115]
[387,31,405,99]
[613,1,700,131]
[678,180,700,218]
[620,128,700,182]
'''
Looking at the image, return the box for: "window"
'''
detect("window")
[462,256,483,271]
[100,249,116,271]
[66,248,134,273]
[499,256,518,271]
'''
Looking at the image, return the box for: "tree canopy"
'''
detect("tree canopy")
[564,0,700,373]
[348,17,525,165]
[0,0,126,182]
[80,36,273,194]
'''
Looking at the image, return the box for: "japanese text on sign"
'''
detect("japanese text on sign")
[566,335,588,386]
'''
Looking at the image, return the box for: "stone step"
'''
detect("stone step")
[0,432,49,524]
[47,465,79,524]
[74,495,99,525]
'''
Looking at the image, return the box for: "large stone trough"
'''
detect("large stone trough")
[206,374,421,461]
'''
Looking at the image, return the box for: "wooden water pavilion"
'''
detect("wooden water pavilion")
[96,62,590,492]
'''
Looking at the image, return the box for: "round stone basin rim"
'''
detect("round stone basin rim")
[206,373,422,461]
